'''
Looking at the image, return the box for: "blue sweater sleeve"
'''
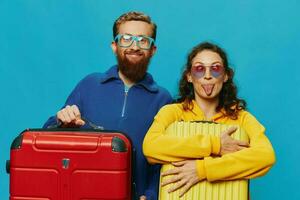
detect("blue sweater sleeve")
[144,92,172,200]
[144,164,161,200]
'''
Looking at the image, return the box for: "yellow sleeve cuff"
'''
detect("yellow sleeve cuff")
[211,135,221,155]
[196,160,206,180]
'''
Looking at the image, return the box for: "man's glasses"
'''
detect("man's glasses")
[114,34,155,50]
[191,63,225,79]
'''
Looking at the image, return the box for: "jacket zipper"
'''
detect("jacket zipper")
[121,87,129,117]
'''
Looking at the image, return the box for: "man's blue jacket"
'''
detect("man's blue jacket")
[44,65,172,200]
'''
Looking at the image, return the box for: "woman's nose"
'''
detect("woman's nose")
[204,67,212,80]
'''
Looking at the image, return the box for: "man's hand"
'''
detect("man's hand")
[57,105,85,127]
[220,127,249,155]
[161,160,200,197]
[139,195,146,200]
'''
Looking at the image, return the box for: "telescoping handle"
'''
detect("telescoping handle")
[47,117,104,130]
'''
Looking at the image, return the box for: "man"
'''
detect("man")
[44,11,172,200]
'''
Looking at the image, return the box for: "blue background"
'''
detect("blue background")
[1,0,299,199]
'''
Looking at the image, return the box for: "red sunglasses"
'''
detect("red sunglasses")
[191,63,225,79]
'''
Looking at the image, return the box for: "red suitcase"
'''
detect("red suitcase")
[7,129,132,200]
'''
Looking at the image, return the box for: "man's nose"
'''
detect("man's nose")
[130,39,140,50]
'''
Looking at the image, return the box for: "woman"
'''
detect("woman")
[143,42,275,197]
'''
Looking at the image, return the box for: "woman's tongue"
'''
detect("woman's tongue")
[202,84,214,96]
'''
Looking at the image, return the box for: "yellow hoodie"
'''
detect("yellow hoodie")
[143,100,275,182]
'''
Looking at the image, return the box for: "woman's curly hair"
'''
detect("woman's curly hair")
[177,42,246,119]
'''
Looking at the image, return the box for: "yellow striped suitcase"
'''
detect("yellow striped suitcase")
[159,121,249,200]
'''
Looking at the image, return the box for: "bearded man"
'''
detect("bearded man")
[44,11,172,200]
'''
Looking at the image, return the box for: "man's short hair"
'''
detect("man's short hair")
[113,11,157,40]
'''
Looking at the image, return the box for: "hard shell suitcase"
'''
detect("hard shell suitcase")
[159,121,249,200]
[7,129,132,200]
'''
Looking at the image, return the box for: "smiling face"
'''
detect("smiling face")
[187,50,228,102]
[111,20,156,83]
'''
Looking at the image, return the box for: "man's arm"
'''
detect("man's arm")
[143,164,161,200]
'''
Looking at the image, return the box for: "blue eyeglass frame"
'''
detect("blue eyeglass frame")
[114,34,155,50]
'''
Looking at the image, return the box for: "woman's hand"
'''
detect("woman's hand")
[220,127,249,155]
[161,160,200,197]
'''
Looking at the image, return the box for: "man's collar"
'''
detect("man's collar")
[99,65,120,83]
[137,72,158,93]
[99,65,158,93]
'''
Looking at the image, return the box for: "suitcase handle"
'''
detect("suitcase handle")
[182,120,218,124]
[6,160,10,174]
[47,117,104,130]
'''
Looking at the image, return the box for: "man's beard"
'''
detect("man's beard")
[116,49,151,83]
